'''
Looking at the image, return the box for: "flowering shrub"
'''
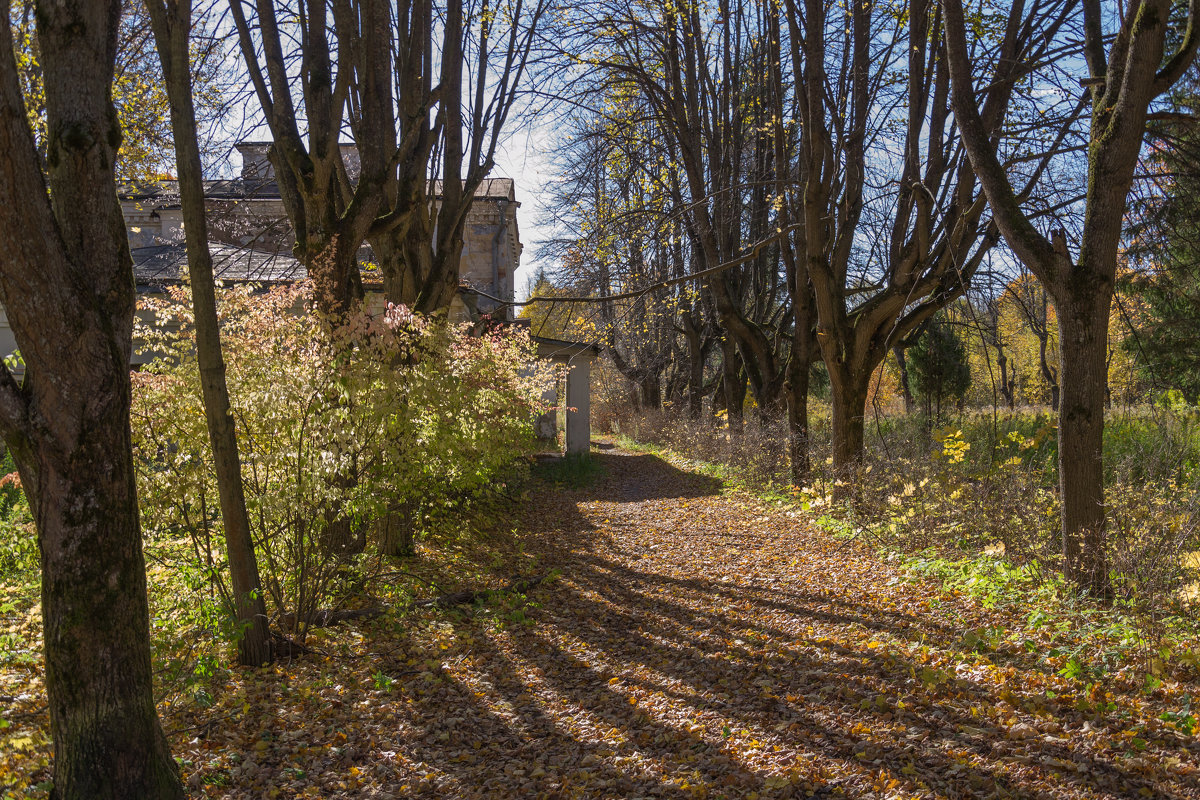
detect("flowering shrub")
[131,282,552,633]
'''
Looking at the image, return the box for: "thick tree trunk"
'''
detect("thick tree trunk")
[33,413,183,800]
[828,368,870,488]
[0,1,185,796]
[377,504,418,557]
[306,234,366,318]
[1057,293,1111,596]
[375,225,421,308]
[639,374,662,410]
[146,0,272,668]
[375,219,465,316]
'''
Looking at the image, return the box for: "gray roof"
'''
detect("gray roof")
[430,178,516,200]
[133,243,307,285]
[119,177,515,204]
[120,179,279,203]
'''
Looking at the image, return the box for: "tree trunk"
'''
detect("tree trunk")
[0,0,185,795]
[1057,292,1111,596]
[639,374,662,410]
[682,315,705,417]
[33,414,184,800]
[374,224,422,308]
[829,368,869,489]
[305,233,365,318]
[784,353,811,485]
[997,351,1015,409]
[894,345,915,414]
[146,0,272,669]
[377,505,417,557]
[720,340,746,435]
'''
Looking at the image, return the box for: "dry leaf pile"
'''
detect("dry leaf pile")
[3,447,1199,798]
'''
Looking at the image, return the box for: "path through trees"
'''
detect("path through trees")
[105,447,1200,799]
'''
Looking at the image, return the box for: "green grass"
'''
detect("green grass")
[532,451,605,489]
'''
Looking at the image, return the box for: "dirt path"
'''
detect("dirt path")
[173,448,1198,798]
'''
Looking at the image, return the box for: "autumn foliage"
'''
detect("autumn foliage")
[130,283,553,639]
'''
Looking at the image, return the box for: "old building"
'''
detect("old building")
[0,141,595,453]
[122,142,523,323]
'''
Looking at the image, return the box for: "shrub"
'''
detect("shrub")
[131,282,552,637]
[0,452,35,577]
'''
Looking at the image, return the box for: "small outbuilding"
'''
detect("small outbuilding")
[530,333,600,455]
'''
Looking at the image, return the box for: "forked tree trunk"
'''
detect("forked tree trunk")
[145,0,272,668]
[997,351,1015,409]
[1057,290,1111,596]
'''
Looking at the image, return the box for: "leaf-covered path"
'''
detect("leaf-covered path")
[14,447,1195,798]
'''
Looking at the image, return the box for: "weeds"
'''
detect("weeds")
[612,405,1200,681]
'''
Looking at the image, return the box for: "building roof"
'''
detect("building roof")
[119,177,516,204]
[134,242,307,285]
[430,178,517,201]
[133,242,388,287]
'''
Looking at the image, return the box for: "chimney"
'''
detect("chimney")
[236,140,362,185]
[235,142,274,183]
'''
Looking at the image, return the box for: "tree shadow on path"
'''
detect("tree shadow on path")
[379,449,1199,799]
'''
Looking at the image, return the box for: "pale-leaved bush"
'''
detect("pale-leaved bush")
[132,282,551,636]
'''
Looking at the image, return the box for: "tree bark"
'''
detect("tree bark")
[36,419,183,800]
[784,352,811,485]
[828,368,869,488]
[997,350,1014,409]
[894,345,915,415]
[639,374,662,410]
[682,312,705,417]
[1057,289,1112,595]
[146,0,272,668]
[0,1,184,796]
[720,339,746,435]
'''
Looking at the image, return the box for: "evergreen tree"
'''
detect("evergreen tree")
[909,316,972,423]
[1125,73,1200,402]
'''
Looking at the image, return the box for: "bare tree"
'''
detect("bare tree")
[145,0,272,667]
[0,0,184,795]
[228,0,547,317]
[944,0,1200,594]
[789,0,1071,481]
[369,0,550,314]
[227,0,398,316]
[551,0,800,446]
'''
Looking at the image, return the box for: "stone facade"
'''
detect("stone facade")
[118,141,523,321]
[0,143,596,454]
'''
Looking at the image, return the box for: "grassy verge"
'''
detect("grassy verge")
[531,451,605,489]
